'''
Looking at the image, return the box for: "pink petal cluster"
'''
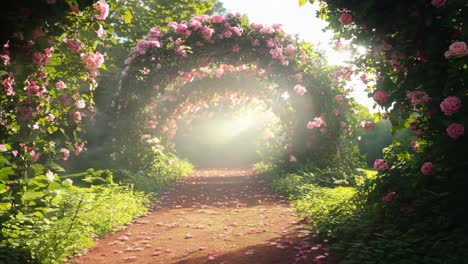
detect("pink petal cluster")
[407,91,431,105]
[361,121,374,130]
[60,148,70,160]
[64,39,82,53]
[382,191,396,202]
[440,96,461,115]
[307,117,327,129]
[447,123,464,140]
[339,13,353,25]
[94,0,109,20]
[373,90,389,104]
[74,143,85,155]
[431,0,447,8]
[80,51,104,69]
[285,44,296,55]
[2,75,15,96]
[421,162,435,176]
[335,94,343,102]
[289,155,297,163]
[374,159,389,171]
[444,42,468,59]
[55,81,66,89]
[293,84,307,96]
[32,52,50,67]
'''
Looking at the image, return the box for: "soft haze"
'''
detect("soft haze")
[220,0,376,112]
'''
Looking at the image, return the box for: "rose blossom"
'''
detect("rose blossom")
[444,41,468,59]
[447,123,464,140]
[361,121,374,130]
[373,90,389,103]
[431,0,446,8]
[340,121,347,128]
[60,148,70,160]
[421,162,435,176]
[374,159,389,171]
[440,96,461,115]
[2,75,15,96]
[32,52,50,67]
[80,51,104,69]
[285,44,296,55]
[55,81,66,89]
[339,12,353,25]
[294,84,307,96]
[74,143,85,156]
[94,0,109,20]
[289,155,297,163]
[335,94,344,101]
[64,39,82,53]
[382,191,396,202]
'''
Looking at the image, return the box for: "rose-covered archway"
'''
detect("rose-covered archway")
[110,13,356,170]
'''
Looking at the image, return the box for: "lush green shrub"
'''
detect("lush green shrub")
[0,183,149,264]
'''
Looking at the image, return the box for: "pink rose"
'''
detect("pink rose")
[294,84,307,96]
[447,123,464,140]
[2,75,15,96]
[32,52,50,67]
[32,27,45,39]
[445,41,468,59]
[307,117,327,129]
[382,191,396,202]
[421,162,435,176]
[285,44,296,55]
[64,39,82,53]
[55,81,66,89]
[431,0,446,8]
[94,0,109,20]
[335,94,344,101]
[201,26,214,40]
[373,90,389,104]
[74,143,85,156]
[211,15,224,23]
[294,74,303,82]
[361,121,374,130]
[175,24,191,37]
[96,25,106,38]
[440,96,461,115]
[80,51,104,69]
[289,155,297,163]
[339,12,353,25]
[340,121,347,128]
[374,159,389,171]
[60,148,70,160]
[407,91,431,105]
[0,144,7,152]
[70,110,81,122]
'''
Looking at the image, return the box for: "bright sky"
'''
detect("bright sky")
[220,0,376,112]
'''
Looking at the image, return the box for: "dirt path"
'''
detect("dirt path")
[71,169,332,264]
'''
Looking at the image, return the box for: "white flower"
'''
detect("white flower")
[46,170,55,182]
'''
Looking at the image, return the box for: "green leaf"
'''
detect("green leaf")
[299,0,307,6]
[22,191,44,201]
[123,10,133,24]
[0,167,15,181]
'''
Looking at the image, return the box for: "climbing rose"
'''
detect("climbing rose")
[2,75,14,96]
[294,84,307,96]
[80,51,104,69]
[94,0,109,20]
[55,81,66,89]
[340,121,347,128]
[74,143,85,156]
[447,123,464,140]
[382,192,396,202]
[289,155,297,163]
[373,90,389,103]
[285,44,296,55]
[421,162,435,176]
[361,121,373,130]
[335,94,343,101]
[339,13,353,25]
[407,91,431,105]
[307,117,327,129]
[431,0,446,7]
[74,98,86,109]
[32,52,50,67]
[0,144,7,152]
[445,42,468,59]
[60,148,70,160]
[440,96,461,115]
[212,15,224,23]
[64,39,82,53]
[96,24,105,38]
[374,159,389,171]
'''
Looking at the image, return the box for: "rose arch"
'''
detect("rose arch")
[109,13,355,169]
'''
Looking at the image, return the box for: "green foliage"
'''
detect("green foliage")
[0,181,149,264]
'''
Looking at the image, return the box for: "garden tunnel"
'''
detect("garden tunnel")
[110,13,354,170]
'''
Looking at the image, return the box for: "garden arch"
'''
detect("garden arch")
[111,13,354,168]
